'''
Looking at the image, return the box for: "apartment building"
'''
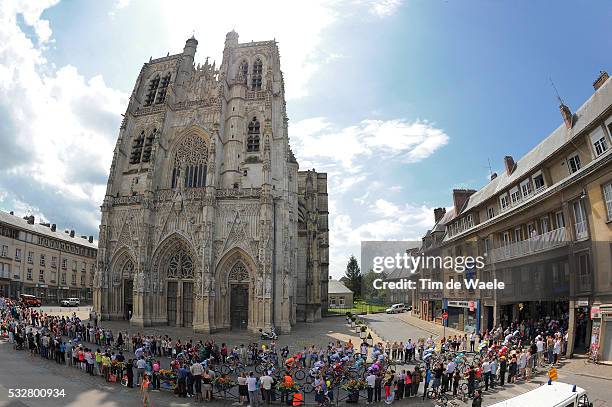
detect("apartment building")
[0,211,97,304]
[413,71,612,360]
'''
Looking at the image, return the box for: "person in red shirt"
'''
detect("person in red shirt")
[78,347,85,371]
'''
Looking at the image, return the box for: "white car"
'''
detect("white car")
[386,303,406,314]
[60,297,80,307]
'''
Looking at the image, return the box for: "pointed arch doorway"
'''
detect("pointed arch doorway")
[229,262,250,330]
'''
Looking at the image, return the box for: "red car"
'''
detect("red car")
[20,294,42,307]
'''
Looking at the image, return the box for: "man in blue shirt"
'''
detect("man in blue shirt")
[177,364,189,397]
[422,368,431,400]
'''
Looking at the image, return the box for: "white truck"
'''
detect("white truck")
[488,381,593,407]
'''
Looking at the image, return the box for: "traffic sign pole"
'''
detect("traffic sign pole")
[442,311,449,341]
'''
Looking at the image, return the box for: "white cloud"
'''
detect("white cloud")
[0,0,128,233]
[292,117,449,171]
[109,0,130,16]
[369,0,403,17]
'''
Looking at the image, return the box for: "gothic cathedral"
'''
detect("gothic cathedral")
[93,31,329,333]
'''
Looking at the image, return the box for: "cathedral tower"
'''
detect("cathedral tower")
[94,32,328,333]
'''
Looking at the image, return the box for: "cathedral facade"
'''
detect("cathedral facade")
[93,31,329,333]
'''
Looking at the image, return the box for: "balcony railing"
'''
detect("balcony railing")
[490,227,569,263]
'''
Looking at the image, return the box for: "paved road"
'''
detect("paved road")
[365,313,612,407]
[362,312,436,343]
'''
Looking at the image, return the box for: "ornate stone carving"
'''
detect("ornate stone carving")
[167,249,194,279]
[264,274,272,298]
[136,272,145,292]
[229,262,249,282]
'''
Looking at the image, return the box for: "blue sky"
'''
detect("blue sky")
[0,0,610,277]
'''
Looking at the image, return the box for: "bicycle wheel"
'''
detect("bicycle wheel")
[437,393,450,402]
[460,383,469,394]
[303,383,314,393]
[426,388,437,399]
[221,365,231,374]
[255,363,265,373]
[294,369,306,380]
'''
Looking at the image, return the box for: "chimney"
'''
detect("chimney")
[504,156,516,175]
[88,236,94,243]
[490,172,498,181]
[560,102,573,129]
[593,70,609,91]
[24,215,35,224]
[452,189,476,215]
[433,207,446,223]
[69,230,75,238]
[80,235,87,240]
[51,224,56,232]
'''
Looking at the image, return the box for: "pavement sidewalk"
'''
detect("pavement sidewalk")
[560,357,612,381]
[396,312,473,339]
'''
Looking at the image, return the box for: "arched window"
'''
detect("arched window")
[171,134,208,189]
[239,60,248,83]
[141,129,157,162]
[144,75,160,106]
[251,58,263,91]
[156,73,171,104]
[130,131,145,164]
[247,117,260,152]
[144,73,170,106]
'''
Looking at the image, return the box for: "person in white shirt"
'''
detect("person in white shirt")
[553,338,562,365]
[446,360,456,375]
[481,359,491,391]
[536,338,545,366]
[260,373,274,405]
[246,372,259,407]
[366,372,376,404]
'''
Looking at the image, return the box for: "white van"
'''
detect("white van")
[386,303,405,314]
[489,381,592,407]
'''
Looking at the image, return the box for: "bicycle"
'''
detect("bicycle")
[427,385,448,401]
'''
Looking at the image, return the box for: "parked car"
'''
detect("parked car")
[20,294,42,307]
[386,303,406,314]
[60,297,80,307]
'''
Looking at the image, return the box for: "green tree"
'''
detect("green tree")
[344,255,362,299]
[361,269,388,304]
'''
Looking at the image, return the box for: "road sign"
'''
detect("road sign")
[442,311,448,320]
[548,367,558,381]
